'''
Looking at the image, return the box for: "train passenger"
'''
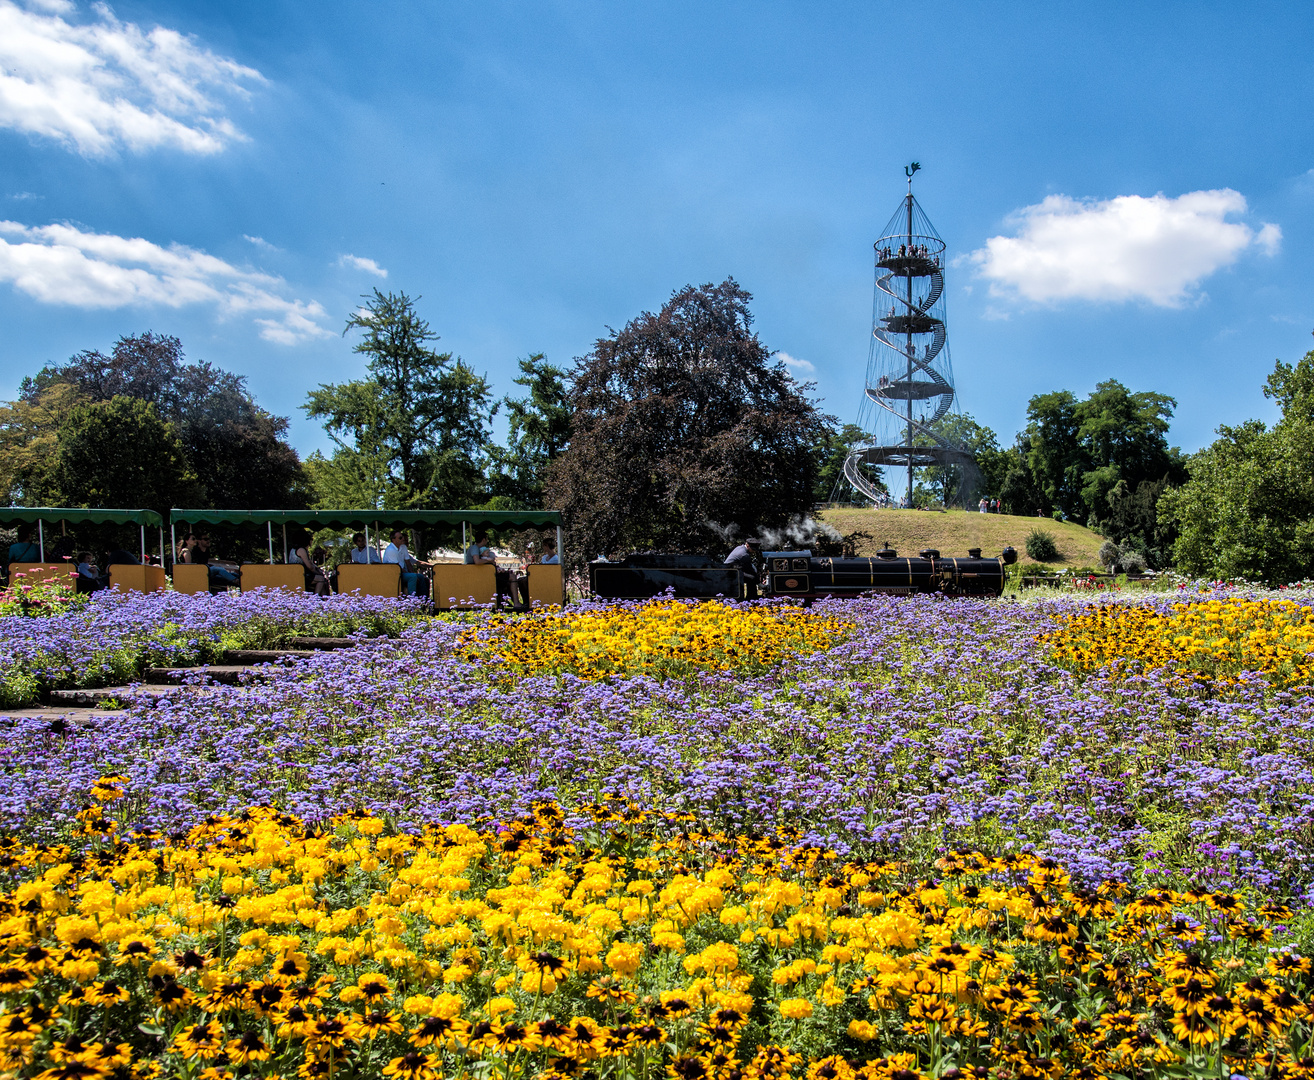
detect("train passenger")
[465,530,526,609]
[194,535,241,588]
[386,529,429,596]
[6,525,41,573]
[349,532,382,563]
[539,537,559,564]
[724,537,763,600]
[75,551,105,593]
[289,529,331,597]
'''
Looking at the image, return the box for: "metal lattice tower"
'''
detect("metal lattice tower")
[843,165,973,505]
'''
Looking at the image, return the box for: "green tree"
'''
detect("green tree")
[545,278,827,562]
[55,397,202,515]
[0,381,85,505]
[1023,390,1085,521]
[1020,380,1182,532]
[915,413,1000,507]
[813,423,874,503]
[996,440,1048,517]
[489,354,572,507]
[24,332,306,510]
[304,290,494,509]
[1160,348,1314,585]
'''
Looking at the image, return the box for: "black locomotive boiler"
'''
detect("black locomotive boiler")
[589,545,1017,601]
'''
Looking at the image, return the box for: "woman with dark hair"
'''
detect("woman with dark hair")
[289,529,331,597]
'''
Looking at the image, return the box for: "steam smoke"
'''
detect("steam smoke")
[705,516,843,551]
[756,516,844,551]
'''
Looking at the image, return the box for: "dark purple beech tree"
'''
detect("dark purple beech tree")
[546,278,828,563]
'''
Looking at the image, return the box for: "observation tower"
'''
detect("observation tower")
[843,164,973,506]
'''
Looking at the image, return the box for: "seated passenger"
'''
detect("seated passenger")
[539,537,559,565]
[6,524,42,573]
[384,529,428,596]
[289,529,331,597]
[349,532,383,564]
[75,551,105,593]
[193,535,240,589]
[464,530,524,609]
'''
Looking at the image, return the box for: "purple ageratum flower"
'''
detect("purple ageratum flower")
[2,588,1314,901]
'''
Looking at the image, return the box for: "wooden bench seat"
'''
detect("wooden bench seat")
[527,564,563,607]
[433,563,496,609]
[337,563,401,597]
[108,564,166,593]
[6,563,75,587]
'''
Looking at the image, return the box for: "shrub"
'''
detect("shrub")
[1098,539,1121,569]
[1119,549,1148,574]
[1025,528,1059,561]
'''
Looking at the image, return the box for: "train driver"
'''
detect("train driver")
[724,537,763,600]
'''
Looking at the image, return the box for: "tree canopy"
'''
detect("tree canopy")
[303,290,494,510]
[1160,348,1314,585]
[55,396,202,515]
[19,332,306,510]
[487,353,572,508]
[545,278,827,561]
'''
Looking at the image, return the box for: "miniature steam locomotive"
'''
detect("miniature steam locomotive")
[589,545,1017,601]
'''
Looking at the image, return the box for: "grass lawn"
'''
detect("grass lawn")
[819,506,1107,566]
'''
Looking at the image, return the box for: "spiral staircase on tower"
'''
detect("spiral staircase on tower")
[843,167,974,505]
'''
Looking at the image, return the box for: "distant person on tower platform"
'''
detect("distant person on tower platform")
[724,537,763,600]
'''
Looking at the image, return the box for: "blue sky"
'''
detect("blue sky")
[1,0,1312,459]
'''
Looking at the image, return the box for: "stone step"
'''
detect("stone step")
[143,665,270,686]
[0,706,126,722]
[48,685,179,706]
[222,649,316,664]
[286,636,360,650]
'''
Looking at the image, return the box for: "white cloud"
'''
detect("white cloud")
[774,350,814,373]
[336,254,388,278]
[0,219,332,343]
[969,189,1281,308]
[243,234,279,252]
[0,0,262,156]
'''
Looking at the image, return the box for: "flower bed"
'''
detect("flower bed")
[5,592,1314,906]
[1042,597,1314,688]
[458,599,851,680]
[0,589,432,707]
[1,789,1310,1079]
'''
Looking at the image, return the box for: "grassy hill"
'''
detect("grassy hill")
[817,507,1106,567]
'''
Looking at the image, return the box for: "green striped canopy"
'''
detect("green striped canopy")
[0,507,164,527]
[168,509,561,530]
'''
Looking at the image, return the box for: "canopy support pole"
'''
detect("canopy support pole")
[364,524,370,561]
[170,524,177,570]
[37,520,44,562]
[557,525,563,576]
[267,523,274,564]
[140,525,146,564]
[282,524,288,564]
[462,521,467,554]
[159,526,164,568]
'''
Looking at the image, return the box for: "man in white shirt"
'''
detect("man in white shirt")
[349,533,382,564]
[383,529,425,595]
